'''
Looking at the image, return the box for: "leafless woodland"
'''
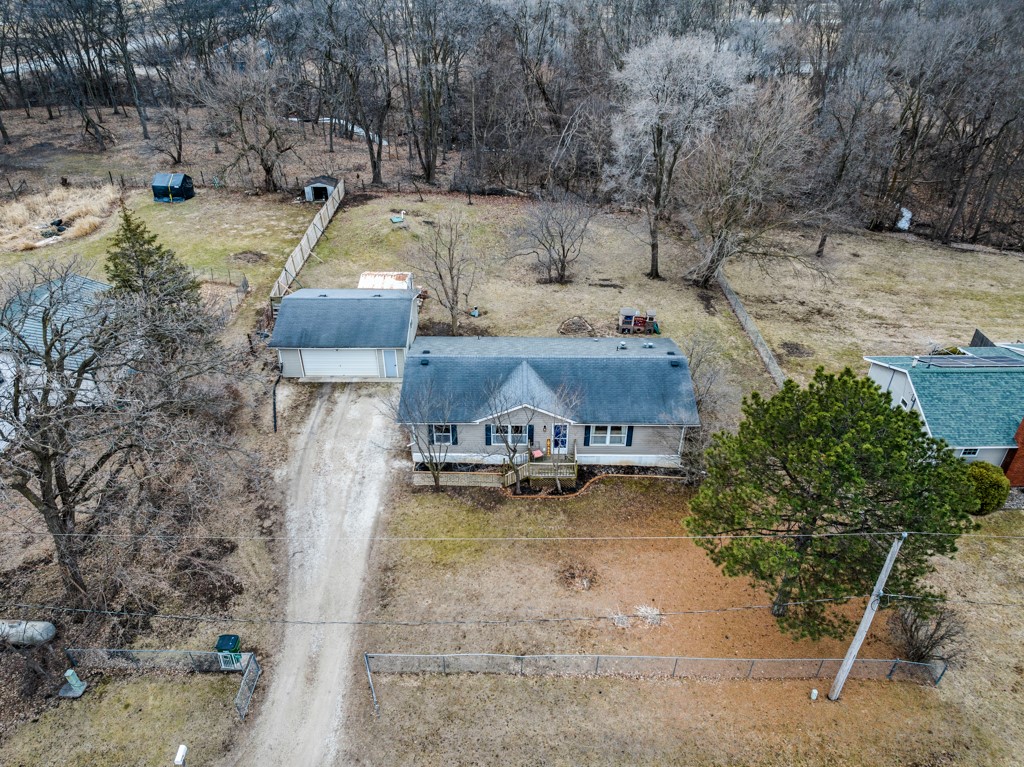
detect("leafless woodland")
[1,0,1022,275]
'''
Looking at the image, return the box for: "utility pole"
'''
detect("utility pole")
[828,532,907,701]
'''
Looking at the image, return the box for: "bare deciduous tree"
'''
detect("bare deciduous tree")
[607,35,743,279]
[151,108,187,165]
[517,194,595,284]
[888,603,967,665]
[681,80,816,287]
[178,47,300,192]
[411,210,477,335]
[388,380,459,490]
[0,258,241,600]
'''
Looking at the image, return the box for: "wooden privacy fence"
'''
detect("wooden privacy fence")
[270,180,346,301]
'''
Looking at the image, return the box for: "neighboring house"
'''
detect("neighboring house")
[0,274,109,451]
[398,336,700,468]
[269,288,419,381]
[865,344,1024,486]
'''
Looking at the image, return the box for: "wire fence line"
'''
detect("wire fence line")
[363,652,947,713]
[65,647,263,720]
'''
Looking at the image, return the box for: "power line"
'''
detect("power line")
[1,595,873,629]
[884,593,1024,609]
[0,529,1019,543]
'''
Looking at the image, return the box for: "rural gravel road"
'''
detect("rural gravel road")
[222,384,394,767]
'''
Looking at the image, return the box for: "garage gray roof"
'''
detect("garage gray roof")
[269,289,416,349]
[399,337,700,425]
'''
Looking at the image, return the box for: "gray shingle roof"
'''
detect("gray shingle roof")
[0,274,109,365]
[269,289,416,349]
[399,337,700,425]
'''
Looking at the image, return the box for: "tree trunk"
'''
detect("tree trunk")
[647,210,660,279]
[815,232,828,258]
[38,504,89,600]
[0,111,10,145]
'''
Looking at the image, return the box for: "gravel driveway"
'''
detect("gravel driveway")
[222,384,395,766]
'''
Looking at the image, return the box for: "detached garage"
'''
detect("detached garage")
[269,288,418,381]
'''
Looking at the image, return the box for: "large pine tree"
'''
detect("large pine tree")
[687,368,977,640]
[105,204,200,305]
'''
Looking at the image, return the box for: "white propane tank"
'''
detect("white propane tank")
[810,689,819,701]
[0,620,57,647]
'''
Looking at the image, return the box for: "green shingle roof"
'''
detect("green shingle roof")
[867,348,1024,447]
[908,368,1023,446]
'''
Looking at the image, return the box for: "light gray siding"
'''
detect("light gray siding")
[410,406,685,467]
[954,446,1010,466]
[278,349,304,377]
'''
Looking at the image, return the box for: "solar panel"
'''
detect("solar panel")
[917,355,1024,368]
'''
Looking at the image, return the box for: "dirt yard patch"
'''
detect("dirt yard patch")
[724,229,1024,382]
[340,477,991,765]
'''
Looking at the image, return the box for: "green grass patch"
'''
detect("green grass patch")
[2,189,311,296]
[0,674,239,767]
[389,479,692,567]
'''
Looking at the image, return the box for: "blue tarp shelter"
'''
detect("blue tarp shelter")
[152,173,195,203]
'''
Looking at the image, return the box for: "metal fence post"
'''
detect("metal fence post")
[671,658,679,678]
[594,656,601,674]
[747,660,756,679]
[518,656,524,676]
[934,662,949,687]
[442,655,447,675]
[815,659,825,678]
[887,659,900,680]
[363,653,380,718]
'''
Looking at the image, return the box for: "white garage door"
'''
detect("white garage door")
[300,349,379,377]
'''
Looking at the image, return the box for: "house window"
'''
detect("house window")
[590,425,627,446]
[430,425,453,445]
[960,448,979,457]
[493,425,529,445]
[899,398,909,410]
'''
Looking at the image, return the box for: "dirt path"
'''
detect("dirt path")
[222,384,395,767]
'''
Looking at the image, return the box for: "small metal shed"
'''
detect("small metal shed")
[152,173,195,203]
[303,175,338,202]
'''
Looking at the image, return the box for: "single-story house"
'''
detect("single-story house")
[269,288,419,381]
[303,175,338,203]
[398,336,700,468]
[865,344,1024,486]
[152,172,195,203]
[0,274,109,451]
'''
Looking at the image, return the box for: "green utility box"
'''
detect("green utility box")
[216,634,243,670]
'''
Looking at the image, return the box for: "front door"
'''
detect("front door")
[552,424,568,454]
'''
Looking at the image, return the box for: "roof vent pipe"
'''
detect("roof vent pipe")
[420,359,429,366]
[618,342,627,350]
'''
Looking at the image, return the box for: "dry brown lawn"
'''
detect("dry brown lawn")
[342,478,994,766]
[305,191,775,423]
[725,229,1024,382]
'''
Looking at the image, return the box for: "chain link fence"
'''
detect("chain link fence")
[65,648,262,719]
[363,652,946,712]
[234,653,262,721]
